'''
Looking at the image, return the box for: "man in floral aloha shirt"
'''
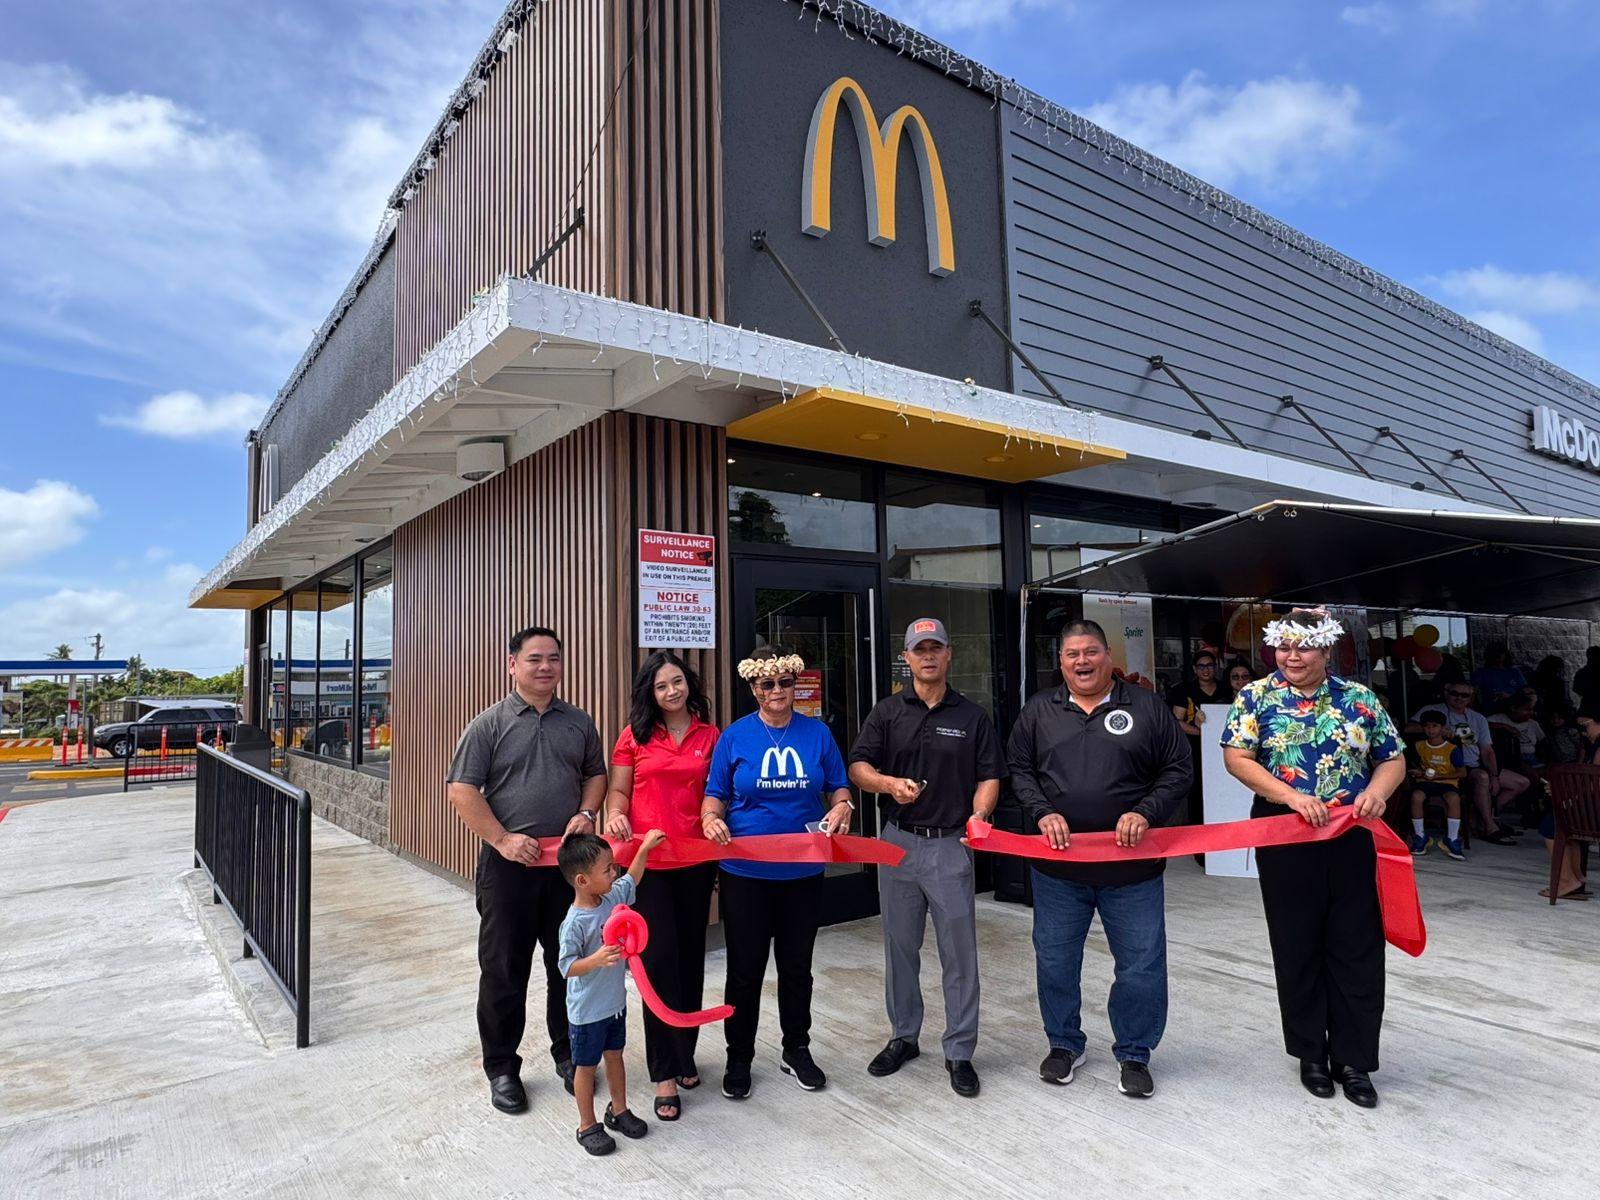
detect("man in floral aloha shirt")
[1221,608,1406,1111]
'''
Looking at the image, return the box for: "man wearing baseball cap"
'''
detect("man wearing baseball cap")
[847,617,1003,1098]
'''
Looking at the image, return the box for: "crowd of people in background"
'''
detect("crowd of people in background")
[1375,640,1596,901]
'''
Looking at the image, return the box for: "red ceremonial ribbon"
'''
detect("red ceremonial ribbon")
[965,807,1426,957]
[517,831,907,870]
[602,904,734,1029]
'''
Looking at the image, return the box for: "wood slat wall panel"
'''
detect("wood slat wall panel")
[393,0,723,376]
[390,413,727,877]
[606,0,724,320]
[393,0,610,377]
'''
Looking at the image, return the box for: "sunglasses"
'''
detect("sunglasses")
[755,676,797,691]
[1447,690,1473,699]
[1195,661,1216,669]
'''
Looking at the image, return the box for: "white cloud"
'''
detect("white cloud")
[0,480,98,570]
[0,562,245,675]
[1465,310,1546,354]
[0,60,441,394]
[1081,72,1381,198]
[101,391,265,440]
[0,65,243,170]
[1428,265,1600,315]
[1340,4,1399,33]
[873,0,1067,32]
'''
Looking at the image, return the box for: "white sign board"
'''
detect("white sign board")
[1200,702,1257,878]
[1083,593,1153,678]
[1530,404,1600,474]
[638,529,717,649]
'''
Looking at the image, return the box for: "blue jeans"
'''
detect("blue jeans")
[1030,869,1168,1064]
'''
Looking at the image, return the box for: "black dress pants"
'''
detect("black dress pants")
[719,869,823,1067]
[633,862,717,1083]
[475,845,571,1079]
[1253,801,1386,1072]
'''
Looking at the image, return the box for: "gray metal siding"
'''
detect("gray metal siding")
[1002,107,1600,516]
[259,246,397,497]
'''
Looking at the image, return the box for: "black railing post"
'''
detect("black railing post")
[295,791,311,1050]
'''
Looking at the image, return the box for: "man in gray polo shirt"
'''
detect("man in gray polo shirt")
[446,625,606,1115]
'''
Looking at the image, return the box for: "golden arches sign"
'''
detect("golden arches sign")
[800,76,956,277]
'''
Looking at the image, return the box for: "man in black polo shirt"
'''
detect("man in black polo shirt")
[446,626,606,1115]
[1008,619,1190,1099]
[849,617,1002,1098]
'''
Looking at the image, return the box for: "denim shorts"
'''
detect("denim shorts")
[569,1011,626,1067]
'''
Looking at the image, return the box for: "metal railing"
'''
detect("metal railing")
[121,721,232,791]
[194,744,312,1048]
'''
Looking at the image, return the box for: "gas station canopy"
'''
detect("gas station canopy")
[1030,502,1600,622]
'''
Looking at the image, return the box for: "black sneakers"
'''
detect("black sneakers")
[1039,1048,1080,1085]
[1118,1060,1154,1099]
[867,1038,920,1077]
[779,1047,828,1091]
[722,1062,752,1100]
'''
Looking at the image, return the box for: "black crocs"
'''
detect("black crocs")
[604,1102,649,1139]
[576,1123,616,1156]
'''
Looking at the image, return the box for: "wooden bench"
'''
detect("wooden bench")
[1544,764,1600,904]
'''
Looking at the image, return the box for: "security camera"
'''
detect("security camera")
[456,440,506,483]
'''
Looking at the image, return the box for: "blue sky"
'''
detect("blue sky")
[2,0,1596,673]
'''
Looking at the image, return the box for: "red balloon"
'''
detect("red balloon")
[1392,636,1418,661]
[602,904,649,957]
[1414,646,1444,673]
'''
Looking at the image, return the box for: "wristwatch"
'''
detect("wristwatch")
[577,809,597,823]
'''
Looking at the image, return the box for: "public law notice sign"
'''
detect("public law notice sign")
[638,529,717,649]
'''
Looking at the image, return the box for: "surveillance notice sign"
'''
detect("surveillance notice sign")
[638,529,716,649]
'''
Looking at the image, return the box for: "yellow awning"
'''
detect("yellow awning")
[726,387,1122,484]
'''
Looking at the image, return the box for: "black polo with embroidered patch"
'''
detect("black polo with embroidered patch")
[1006,678,1192,885]
[849,686,1004,829]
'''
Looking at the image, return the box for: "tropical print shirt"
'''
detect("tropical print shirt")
[1220,672,1402,803]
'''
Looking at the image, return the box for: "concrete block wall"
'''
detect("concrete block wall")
[283,754,391,850]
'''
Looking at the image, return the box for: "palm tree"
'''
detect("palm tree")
[45,643,73,661]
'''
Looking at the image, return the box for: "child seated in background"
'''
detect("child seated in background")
[1410,710,1467,861]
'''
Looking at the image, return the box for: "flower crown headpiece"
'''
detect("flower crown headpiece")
[737,652,806,681]
[1261,613,1345,649]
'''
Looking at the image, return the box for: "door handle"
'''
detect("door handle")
[867,587,879,702]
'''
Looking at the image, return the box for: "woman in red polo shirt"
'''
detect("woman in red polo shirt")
[603,650,719,1122]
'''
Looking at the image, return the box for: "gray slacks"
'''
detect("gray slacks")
[878,821,980,1060]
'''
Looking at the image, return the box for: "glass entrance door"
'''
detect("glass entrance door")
[733,557,881,925]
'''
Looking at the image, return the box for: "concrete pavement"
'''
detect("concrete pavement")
[1,786,1596,1198]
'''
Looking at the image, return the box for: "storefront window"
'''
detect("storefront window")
[886,474,1003,717]
[314,568,355,762]
[288,590,318,753]
[359,548,393,772]
[1029,513,1154,582]
[728,447,875,552]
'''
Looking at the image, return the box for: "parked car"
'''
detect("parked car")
[301,718,352,759]
[94,705,241,758]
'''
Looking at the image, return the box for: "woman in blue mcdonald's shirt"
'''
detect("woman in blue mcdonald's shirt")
[699,642,852,1103]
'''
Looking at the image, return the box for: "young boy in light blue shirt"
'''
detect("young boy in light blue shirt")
[557,827,665,1156]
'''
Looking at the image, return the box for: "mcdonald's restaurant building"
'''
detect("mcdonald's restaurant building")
[193,0,1600,915]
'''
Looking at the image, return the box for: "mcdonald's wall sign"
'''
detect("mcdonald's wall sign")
[800,77,955,277]
[719,0,1010,389]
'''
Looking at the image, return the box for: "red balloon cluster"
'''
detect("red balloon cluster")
[1385,633,1443,673]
